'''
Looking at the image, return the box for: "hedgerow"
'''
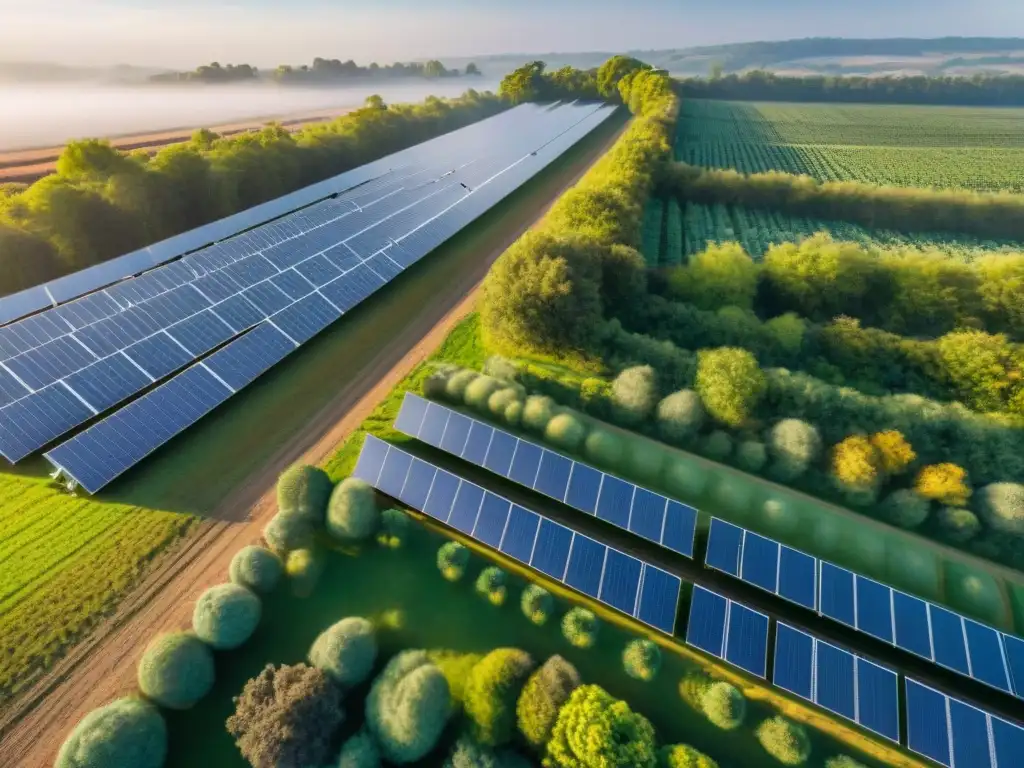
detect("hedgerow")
[463,648,536,746]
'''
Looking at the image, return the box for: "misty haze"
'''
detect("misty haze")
[0,79,500,150]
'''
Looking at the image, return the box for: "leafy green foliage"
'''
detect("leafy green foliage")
[228,545,284,594]
[769,419,822,480]
[610,365,659,426]
[623,639,662,681]
[192,583,261,650]
[937,506,982,542]
[276,464,333,523]
[656,389,705,445]
[337,730,382,768]
[56,698,166,768]
[517,655,581,751]
[444,734,534,768]
[824,757,868,768]
[977,482,1024,534]
[882,489,931,529]
[522,395,558,433]
[446,369,480,401]
[756,717,811,766]
[667,242,759,311]
[583,428,624,469]
[263,510,315,555]
[700,430,733,461]
[327,478,380,542]
[736,440,768,472]
[137,632,214,710]
[438,541,470,582]
[308,617,377,687]
[695,347,766,427]
[544,684,657,768]
[700,682,746,730]
[465,375,507,411]
[476,566,509,606]
[544,412,588,453]
[378,508,411,549]
[659,744,719,768]
[521,584,555,626]
[464,648,536,746]
[561,608,599,649]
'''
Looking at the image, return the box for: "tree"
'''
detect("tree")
[881,489,931,529]
[192,583,262,650]
[327,477,380,542]
[755,717,811,766]
[56,698,167,768]
[517,655,581,751]
[611,365,659,426]
[227,663,344,768]
[544,412,588,453]
[56,139,136,179]
[499,61,547,104]
[830,435,880,493]
[596,55,649,98]
[656,390,705,445]
[695,348,766,427]
[263,509,315,554]
[337,730,381,768]
[438,541,470,581]
[976,482,1024,534]
[137,632,214,710]
[521,584,554,626]
[659,744,719,768]
[476,566,509,606]
[309,617,378,687]
[228,545,284,594]
[870,430,916,475]
[561,607,599,649]
[544,684,657,768]
[667,242,759,311]
[466,63,482,76]
[623,639,662,681]
[464,648,536,746]
[769,419,822,479]
[277,464,333,522]
[365,94,387,110]
[700,682,746,730]
[916,464,971,506]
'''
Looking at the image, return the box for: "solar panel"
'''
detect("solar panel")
[685,586,769,678]
[352,434,680,635]
[393,393,697,558]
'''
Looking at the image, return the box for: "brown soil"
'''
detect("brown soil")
[0,110,351,182]
[0,119,625,768]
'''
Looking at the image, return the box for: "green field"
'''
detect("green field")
[674,99,1024,192]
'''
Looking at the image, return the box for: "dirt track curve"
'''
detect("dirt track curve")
[0,119,626,768]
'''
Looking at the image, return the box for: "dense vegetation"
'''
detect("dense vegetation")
[150,58,480,84]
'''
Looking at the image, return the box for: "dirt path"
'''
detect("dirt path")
[0,119,626,768]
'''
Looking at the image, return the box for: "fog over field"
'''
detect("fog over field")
[0,79,500,150]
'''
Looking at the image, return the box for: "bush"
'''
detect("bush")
[277,464,333,522]
[137,632,214,710]
[830,435,880,492]
[611,365,659,426]
[286,547,327,598]
[309,617,377,687]
[700,430,733,461]
[916,463,971,506]
[438,541,470,581]
[700,682,746,730]
[769,419,822,480]
[696,347,765,427]
[667,241,759,311]
[263,510,315,555]
[423,365,455,399]
[229,545,284,594]
[465,375,506,411]
[656,389,705,445]
[976,482,1024,534]
[327,478,380,542]
[476,566,509,606]
[545,684,657,768]
[192,583,262,650]
[663,457,710,498]
[365,650,452,764]
[445,734,532,768]
[337,730,382,768]
[464,648,536,746]
[881,489,931,529]
[583,428,624,469]
[522,395,557,433]
[378,508,411,549]
[445,369,480,401]
[562,607,599,649]
[870,430,916,475]
[756,717,811,765]
[489,388,524,420]
[937,506,982,542]
[484,355,520,382]
[517,584,554,626]
[544,412,588,453]
[736,441,768,472]
[825,758,868,768]
[623,639,662,681]
[227,663,344,768]
[56,697,166,768]
[659,744,719,768]
[516,655,581,750]
[504,400,524,427]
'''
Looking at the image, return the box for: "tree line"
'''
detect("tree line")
[150,58,482,85]
[677,70,1024,106]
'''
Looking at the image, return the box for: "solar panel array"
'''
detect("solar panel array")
[705,517,1024,701]
[393,392,698,557]
[905,679,1024,767]
[35,105,617,492]
[686,585,770,678]
[352,434,681,635]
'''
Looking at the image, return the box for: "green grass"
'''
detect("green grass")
[675,99,1024,192]
[0,111,626,706]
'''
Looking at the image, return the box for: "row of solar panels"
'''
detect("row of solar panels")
[353,434,682,635]
[0,101,581,326]
[0,105,604,465]
[687,584,1024,767]
[42,106,618,494]
[705,517,1024,701]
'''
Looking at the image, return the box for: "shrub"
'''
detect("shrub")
[656,389,705,444]
[916,464,971,506]
[700,430,733,461]
[427,650,484,709]
[764,312,807,354]
[423,365,455,399]
[623,639,662,681]
[545,684,657,768]
[465,375,506,411]
[137,632,214,710]
[736,441,767,472]
[327,477,380,542]
[489,388,523,420]
[517,655,581,750]
[521,584,554,625]
[192,583,261,650]
[286,547,327,598]
[484,355,520,382]
[464,648,536,746]
[881,489,931,529]
[700,682,746,730]
[277,464,333,522]
[522,395,557,433]
[445,369,480,401]
[476,566,509,606]
[562,607,599,649]
[611,365,659,426]
[870,430,916,475]
[582,428,624,469]
[263,509,315,555]
[667,241,759,311]
[229,545,284,594]
[756,717,811,765]
[227,663,344,768]
[309,617,377,687]
[444,734,526,768]
[55,697,167,768]
[365,650,452,764]
[976,482,1024,534]
[770,419,822,480]
[696,347,765,428]
[544,412,588,453]
[438,541,470,581]
[825,758,868,768]
[504,400,524,427]
[830,435,879,492]
[937,506,982,542]
[663,457,709,498]
[337,730,382,768]
[378,508,411,549]
[659,744,719,768]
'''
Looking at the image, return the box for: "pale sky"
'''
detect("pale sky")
[1,0,1022,68]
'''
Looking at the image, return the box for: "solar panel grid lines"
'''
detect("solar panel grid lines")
[392,392,697,559]
[351,434,681,635]
[685,585,770,679]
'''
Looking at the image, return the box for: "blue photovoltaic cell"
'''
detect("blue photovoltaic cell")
[423,470,460,522]
[564,463,602,514]
[773,623,814,700]
[1003,634,1024,699]
[628,488,666,544]
[705,518,743,576]
[949,697,992,768]
[964,621,1011,694]
[400,458,435,511]
[507,441,543,489]
[0,367,29,407]
[501,504,540,564]
[65,354,152,412]
[202,323,295,391]
[352,430,388,483]
[905,680,952,767]
[856,658,900,743]
[418,402,450,447]
[930,605,971,676]
[778,546,817,610]
[992,716,1024,766]
[166,310,234,357]
[0,384,96,462]
[461,422,494,466]
[816,641,857,721]
[636,565,680,634]
[394,391,428,436]
[725,602,769,678]
[212,294,265,333]
[448,482,485,534]
[855,575,894,644]
[483,430,517,477]
[819,562,856,628]
[686,586,727,658]
[377,447,413,500]
[893,591,934,661]
[662,501,696,558]
[740,531,779,593]
[531,519,572,579]
[594,475,632,530]
[599,548,642,615]
[473,494,510,549]
[534,450,572,502]
[564,535,606,598]
[124,332,194,380]
[439,412,472,457]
